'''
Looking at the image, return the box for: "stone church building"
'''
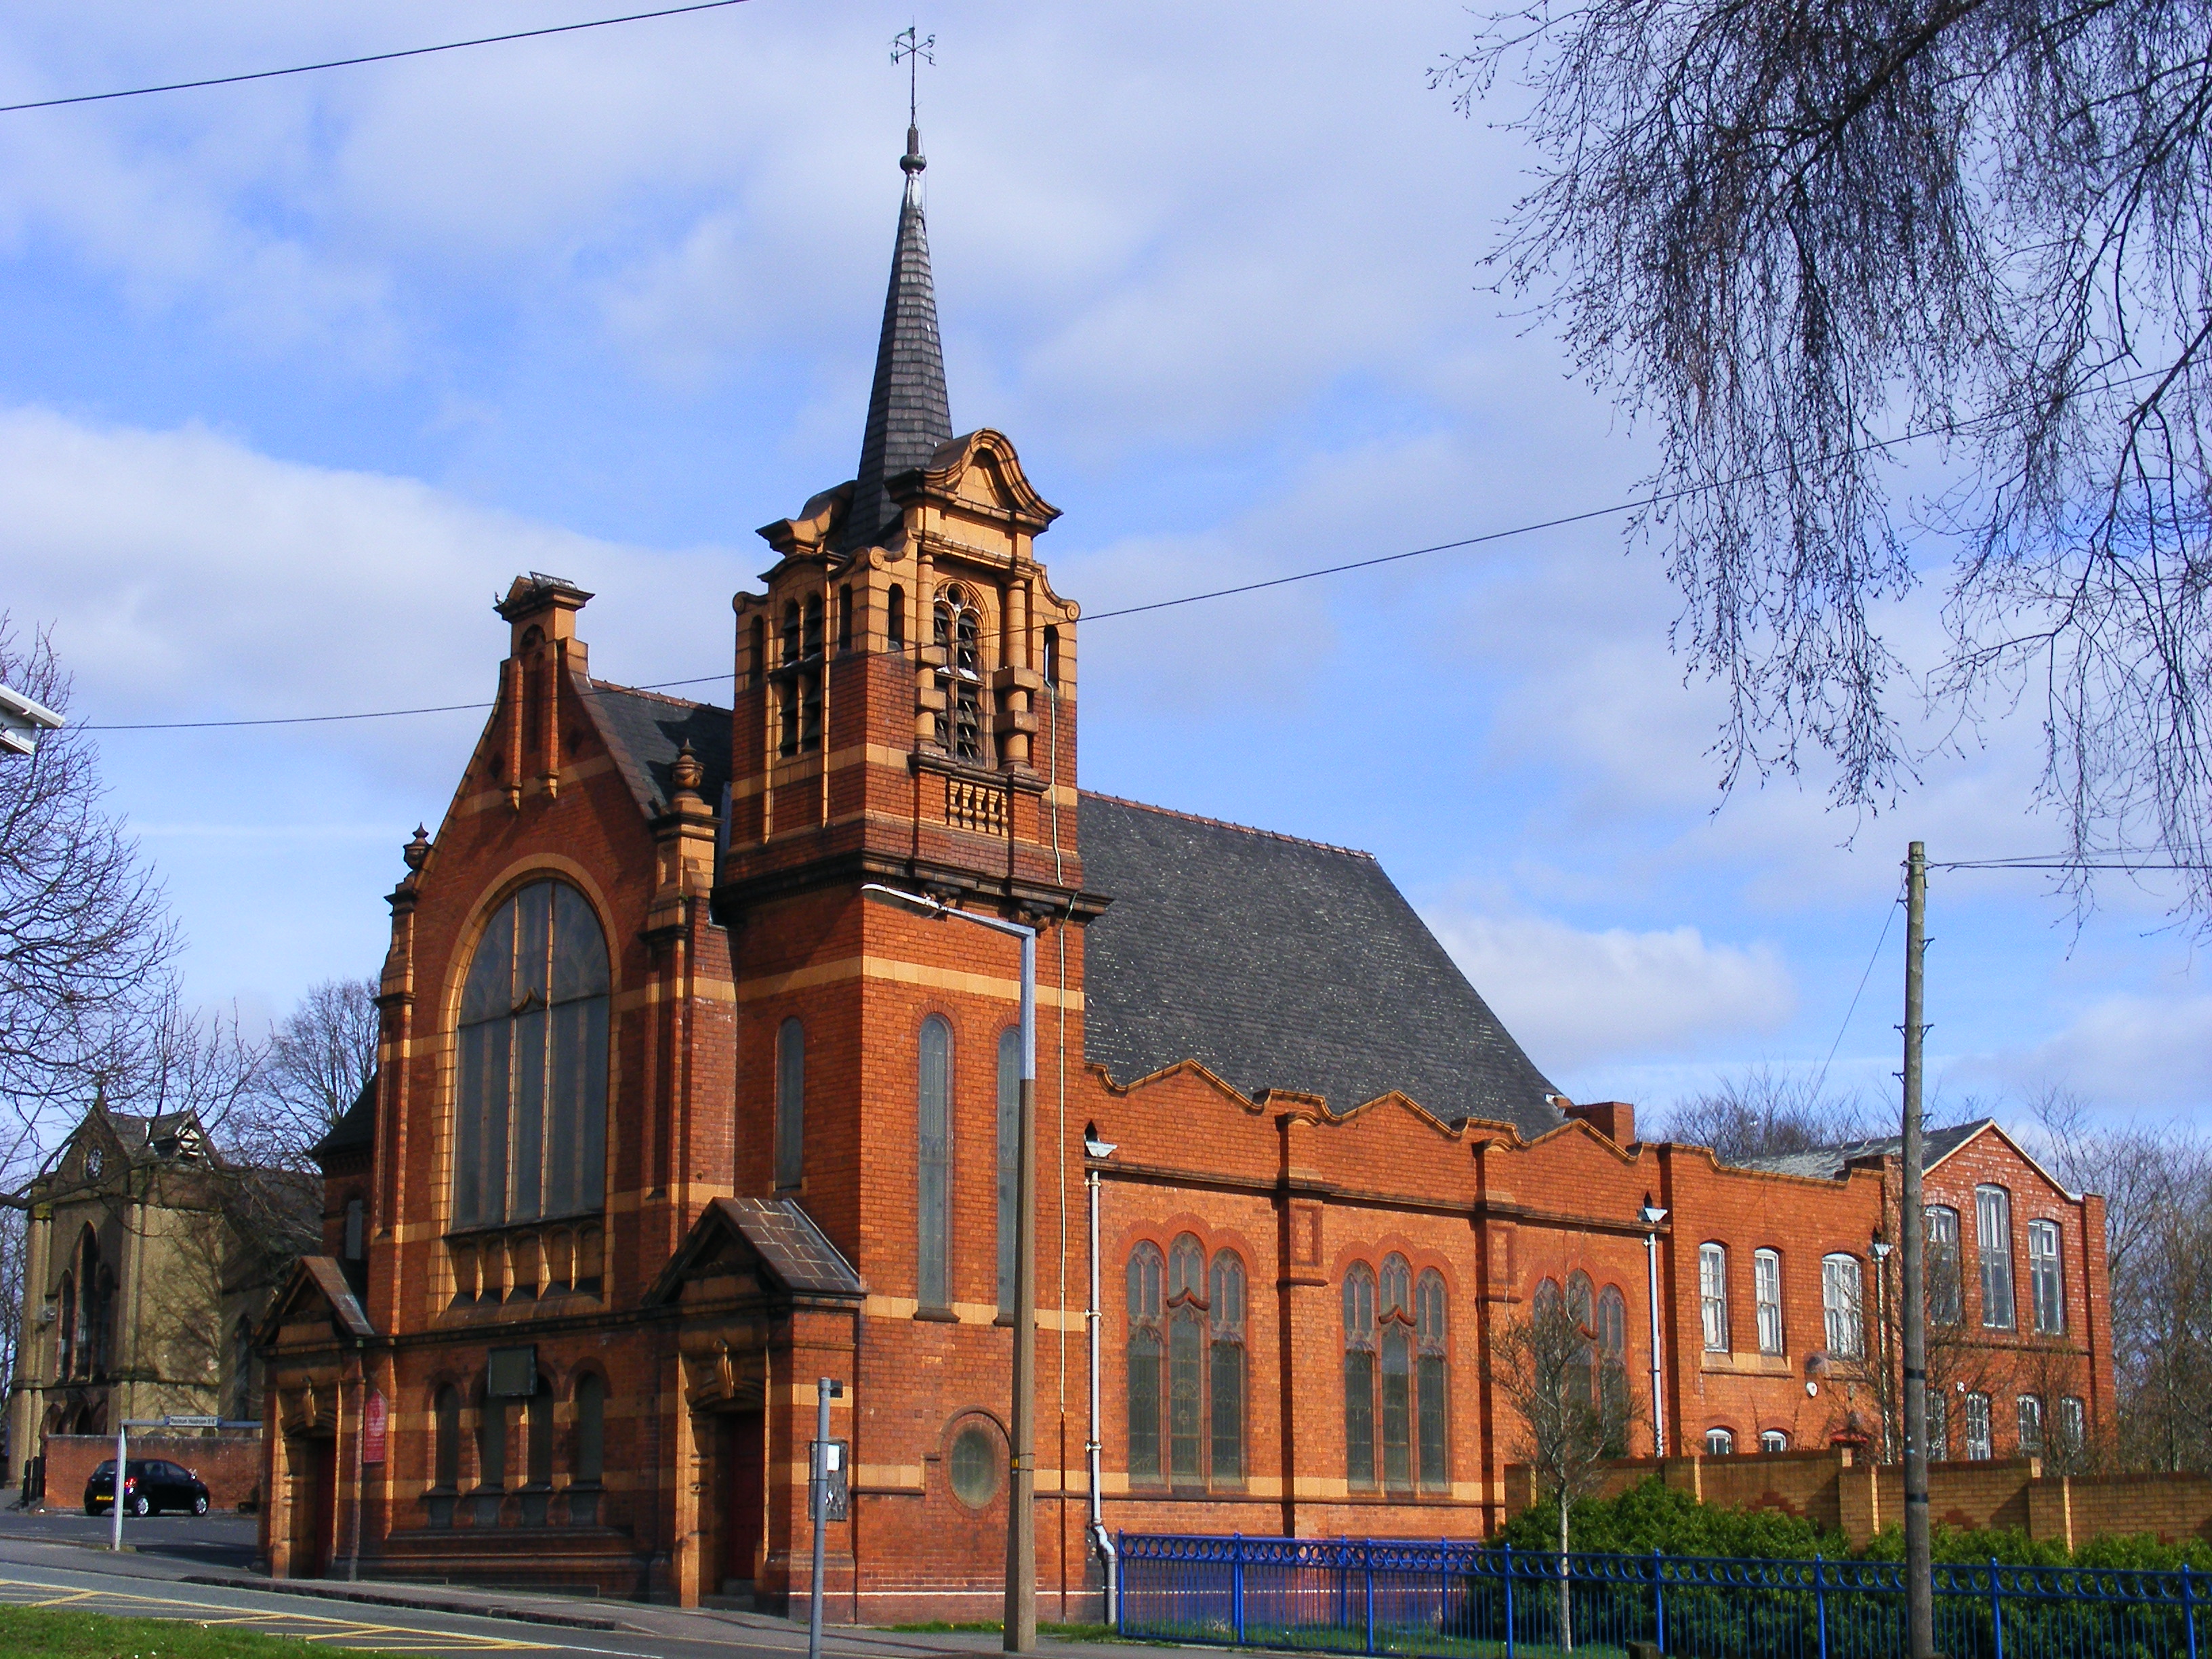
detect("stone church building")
[258,131,2115,1614]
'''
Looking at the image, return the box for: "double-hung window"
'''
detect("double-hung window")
[1822,1254,1864,1357]
[1754,1248,1784,1355]
[2027,1218,2064,1334]
[1699,1244,1729,1352]
[1965,1392,1993,1460]
[1977,1186,2015,1330]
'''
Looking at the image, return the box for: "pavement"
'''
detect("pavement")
[0,1507,1174,1659]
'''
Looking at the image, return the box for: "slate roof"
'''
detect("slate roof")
[312,1076,378,1162]
[716,1197,865,1297]
[581,682,733,818]
[298,1256,375,1338]
[840,129,953,552]
[1734,1118,1990,1180]
[101,1108,209,1165]
[1077,793,1562,1138]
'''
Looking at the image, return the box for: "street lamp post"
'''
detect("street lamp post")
[1870,1237,1895,1462]
[1639,1199,1668,1458]
[861,884,1038,1654]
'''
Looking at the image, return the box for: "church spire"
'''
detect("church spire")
[841,127,954,551]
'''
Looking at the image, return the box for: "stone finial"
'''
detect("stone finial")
[403,825,431,872]
[672,741,705,798]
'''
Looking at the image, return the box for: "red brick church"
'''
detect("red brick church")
[257,129,2114,1615]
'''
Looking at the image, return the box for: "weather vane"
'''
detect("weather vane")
[890,25,935,129]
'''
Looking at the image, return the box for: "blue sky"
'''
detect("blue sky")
[5,1,2205,1135]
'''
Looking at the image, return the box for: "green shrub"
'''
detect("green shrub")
[1500,1477,1849,1559]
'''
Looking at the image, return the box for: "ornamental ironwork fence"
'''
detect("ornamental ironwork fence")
[1115,1532,2211,1659]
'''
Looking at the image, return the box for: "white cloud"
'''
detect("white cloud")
[0,405,735,792]
[1427,904,1797,1069]
[1989,994,2212,1111]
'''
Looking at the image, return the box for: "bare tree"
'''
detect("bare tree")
[2033,1092,2212,1472]
[1443,0,2212,927]
[236,977,377,1170]
[1494,1282,1639,1650]
[1657,1067,1875,1163]
[0,616,176,1189]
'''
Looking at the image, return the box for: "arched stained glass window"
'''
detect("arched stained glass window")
[1344,1263,1378,1490]
[1380,1253,1414,1491]
[775,1019,804,1191]
[1567,1270,1597,1405]
[1210,1253,1246,1484]
[1597,1284,1631,1456]
[918,1017,951,1310]
[453,881,609,1230]
[1168,1234,1206,1485]
[996,1027,1020,1311]
[1415,1269,1448,1491]
[1127,1243,1165,1483]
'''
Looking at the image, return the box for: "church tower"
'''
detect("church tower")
[718,125,1093,1277]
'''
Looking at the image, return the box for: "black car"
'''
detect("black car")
[84,1458,210,1517]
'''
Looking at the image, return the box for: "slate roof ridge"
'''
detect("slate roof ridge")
[1077,789,1374,861]
[585,678,730,715]
[1730,1117,1994,1178]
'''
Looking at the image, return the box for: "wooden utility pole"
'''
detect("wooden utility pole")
[1901,842,1933,1657]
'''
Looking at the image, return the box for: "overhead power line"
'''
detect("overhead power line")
[73,363,2187,734]
[0,0,757,117]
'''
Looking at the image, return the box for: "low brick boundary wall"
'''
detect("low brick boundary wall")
[41,1432,263,1513]
[1507,1448,2212,1549]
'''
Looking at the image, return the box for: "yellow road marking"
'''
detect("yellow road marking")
[0,1574,550,1652]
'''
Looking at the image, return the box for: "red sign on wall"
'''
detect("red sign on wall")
[363,1390,388,1465]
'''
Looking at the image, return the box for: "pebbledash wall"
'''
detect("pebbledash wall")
[1514,1447,2212,1553]
[249,132,2116,1618]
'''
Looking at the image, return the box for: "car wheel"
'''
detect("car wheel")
[84,1502,98,1516]
[131,1494,150,1517]
[191,1494,209,1517]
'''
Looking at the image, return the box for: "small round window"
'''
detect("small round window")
[949,1425,998,1509]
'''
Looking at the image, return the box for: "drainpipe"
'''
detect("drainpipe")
[1641,1199,1669,1458]
[1083,1133,1116,1618]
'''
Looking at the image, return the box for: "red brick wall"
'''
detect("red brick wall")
[262,521,2118,1612]
[44,1433,262,1512]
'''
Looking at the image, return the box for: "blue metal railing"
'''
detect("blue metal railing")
[1116,1532,2207,1658]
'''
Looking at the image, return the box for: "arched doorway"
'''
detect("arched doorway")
[285,1433,336,1578]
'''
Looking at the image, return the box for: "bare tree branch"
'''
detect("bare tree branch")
[1444,0,2212,927]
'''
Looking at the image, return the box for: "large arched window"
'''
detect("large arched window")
[1567,1270,1597,1404]
[1126,1242,1165,1483]
[933,586,985,761]
[775,1018,804,1191]
[917,1016,951,1310]
[1926,1206,1963,1324]
[1380,1254,1415,1492]
[996,1027,1021,1311]
[1597,1284,1630,1456]
[56,1273,75,1380]
[1210,1253,1246,1485]
[1416,1269,1449,1491]
[1167,1235,1206,1486]
[453,881,610,1230]
[1343,1263,1378,1490]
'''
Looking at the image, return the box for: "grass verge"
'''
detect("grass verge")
[0,1603,417,1658]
